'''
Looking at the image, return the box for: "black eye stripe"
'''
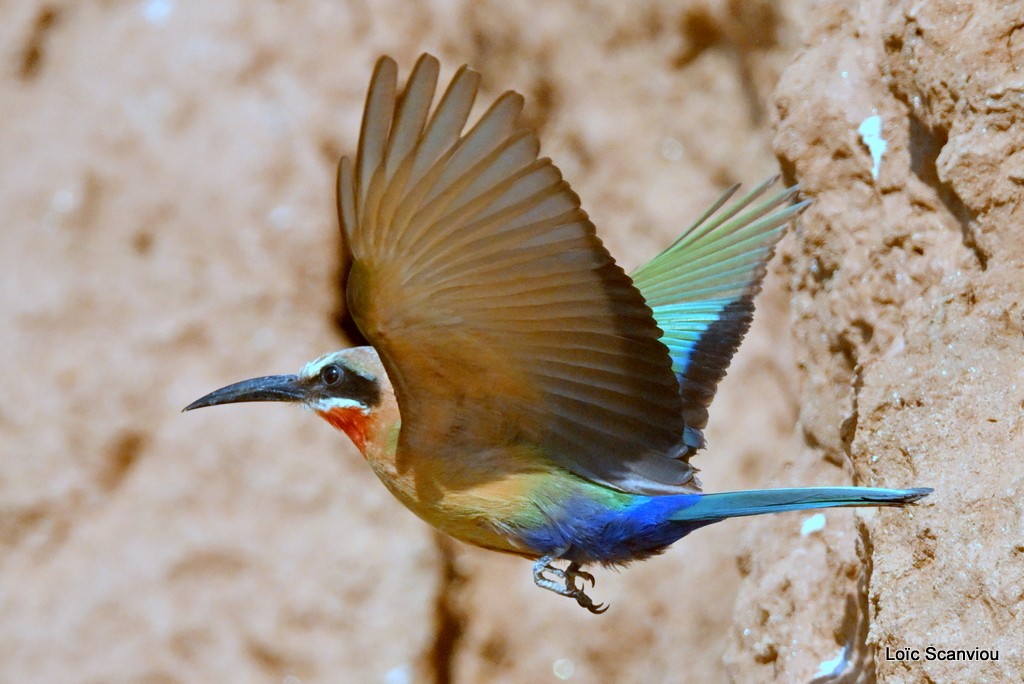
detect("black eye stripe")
[314,364,380,408]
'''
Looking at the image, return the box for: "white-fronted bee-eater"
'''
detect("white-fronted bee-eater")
[186,54,930,613]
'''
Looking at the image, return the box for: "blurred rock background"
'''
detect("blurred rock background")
[1,1,1018,682]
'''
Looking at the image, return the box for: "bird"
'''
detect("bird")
[185,54,931,613]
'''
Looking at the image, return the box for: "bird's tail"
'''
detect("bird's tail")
[671,486,932,524]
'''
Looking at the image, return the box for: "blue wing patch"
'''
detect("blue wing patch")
[630,178,808,453]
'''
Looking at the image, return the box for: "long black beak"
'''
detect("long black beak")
[183,374,305,412]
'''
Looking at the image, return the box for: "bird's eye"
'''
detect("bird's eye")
[320,364,343,386]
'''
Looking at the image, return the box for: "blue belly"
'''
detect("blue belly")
[516,492,707,565]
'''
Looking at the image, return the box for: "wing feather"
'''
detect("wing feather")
[631,179,807,451]
[384,55,438,180]
[356,59,396,209]
[339,54,691,494]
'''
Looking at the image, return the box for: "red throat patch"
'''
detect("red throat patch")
[317,407,371,454]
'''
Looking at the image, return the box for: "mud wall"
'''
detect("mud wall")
[728,1,1024,681]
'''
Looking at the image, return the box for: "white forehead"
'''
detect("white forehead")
[300,352,340,378]
[299,349,375,380]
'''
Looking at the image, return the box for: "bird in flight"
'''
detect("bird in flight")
[185,54,930,613]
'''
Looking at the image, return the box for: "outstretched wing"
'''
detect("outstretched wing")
[338,54,691,494]
[631,178,807,455]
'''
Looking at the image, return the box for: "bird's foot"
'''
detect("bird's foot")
[531,556,608,614]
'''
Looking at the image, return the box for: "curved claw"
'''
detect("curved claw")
[565,562,596,589]
[573,570,596,588]
[575,594,609,614]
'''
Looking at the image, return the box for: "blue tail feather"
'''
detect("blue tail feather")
[553,487,931,566]
[670,486,933,524]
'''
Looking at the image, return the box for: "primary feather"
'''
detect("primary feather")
[632,179,809,451]
[338,54,696,495]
